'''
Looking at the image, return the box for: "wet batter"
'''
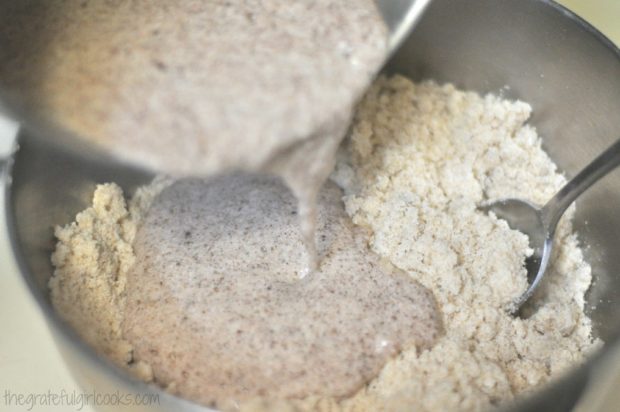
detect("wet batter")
[122,174,443,408]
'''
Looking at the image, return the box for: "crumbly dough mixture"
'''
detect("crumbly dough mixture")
[50,176,172,381]
[50,76,597,411]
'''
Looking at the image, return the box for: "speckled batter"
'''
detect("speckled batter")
[122,174,442,408]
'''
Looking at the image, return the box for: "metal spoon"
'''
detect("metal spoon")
[481,139,620,314]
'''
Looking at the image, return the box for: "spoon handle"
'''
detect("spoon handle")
[542,138,620,232]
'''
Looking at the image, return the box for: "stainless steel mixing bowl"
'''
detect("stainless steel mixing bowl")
[3,0,620,411]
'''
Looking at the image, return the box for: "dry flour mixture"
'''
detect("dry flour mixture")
[50,76,597,411]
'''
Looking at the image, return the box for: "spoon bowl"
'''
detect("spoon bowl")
[483,139,620,313]
[480,198,552,313]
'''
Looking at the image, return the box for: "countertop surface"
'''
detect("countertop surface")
[0,1,619,411]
